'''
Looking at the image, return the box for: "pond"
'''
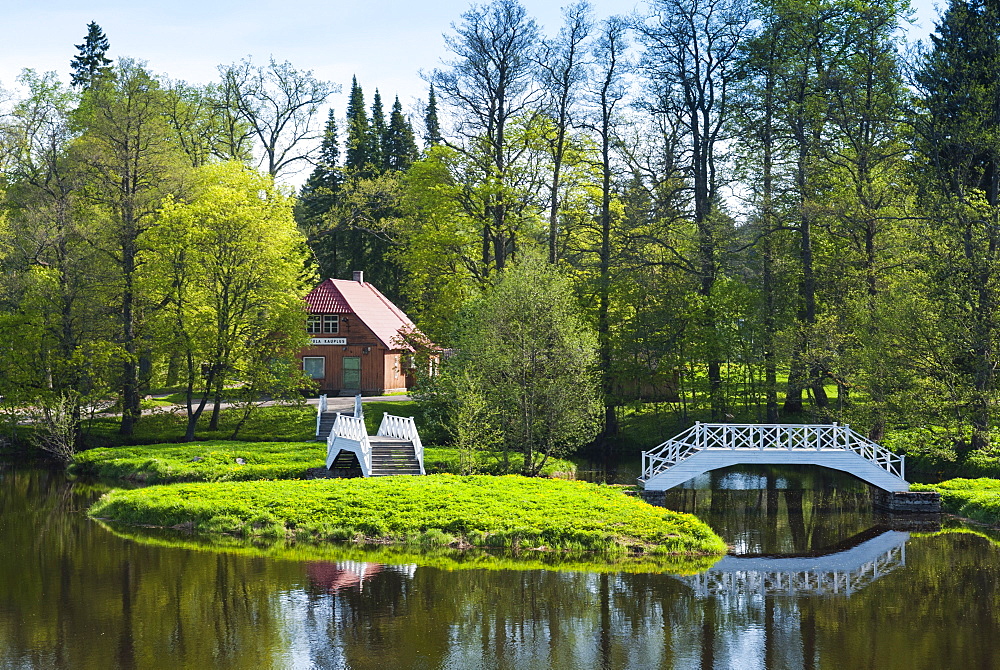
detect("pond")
[1,463,999,669]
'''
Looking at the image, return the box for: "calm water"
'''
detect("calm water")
[1,463,999,669]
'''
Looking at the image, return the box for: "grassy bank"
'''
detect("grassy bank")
[912,478,1000,525]
[69,441,577,483]
[88,475,727,555]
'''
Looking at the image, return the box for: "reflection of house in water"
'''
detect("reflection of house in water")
[679,528,909,599]
[306,561,416,594]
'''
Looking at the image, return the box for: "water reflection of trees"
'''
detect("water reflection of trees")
[0,468,298,669]
[664,466,878,554]
[4,467,1000,669]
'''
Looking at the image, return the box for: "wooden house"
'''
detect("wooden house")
[298,272,422,395]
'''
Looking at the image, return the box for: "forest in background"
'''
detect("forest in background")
[2,0,999,470]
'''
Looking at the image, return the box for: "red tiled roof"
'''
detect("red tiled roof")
[305,279,352,313]
[304,278,419,350]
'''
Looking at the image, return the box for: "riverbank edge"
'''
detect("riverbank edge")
[86,475,728,557]
[912,478,1000,525]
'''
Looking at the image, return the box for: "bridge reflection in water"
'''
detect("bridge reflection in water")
[678,529,909,599]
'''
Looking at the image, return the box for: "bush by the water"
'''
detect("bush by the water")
[912,478,1000,525]
[88,475,727,555]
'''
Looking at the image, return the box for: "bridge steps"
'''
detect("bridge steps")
[318,397,425,478]
[316,412,338,440]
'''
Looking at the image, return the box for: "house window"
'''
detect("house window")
[307,315,322,334]
[303,356,325,379]
[323,314,339,334]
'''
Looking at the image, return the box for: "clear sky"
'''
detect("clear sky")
[2,0,942,180]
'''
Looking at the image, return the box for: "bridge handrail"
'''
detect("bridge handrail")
[378,413,425,475]
[641,423,904,482]
[328,413,371,475]
[315,394,328,437]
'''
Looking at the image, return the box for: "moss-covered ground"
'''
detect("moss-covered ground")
[88,475,727,555]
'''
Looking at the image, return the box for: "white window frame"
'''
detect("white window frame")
[323,314,339,334]
[307,315,322,334]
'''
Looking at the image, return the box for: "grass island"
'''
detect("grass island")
[88,474,727,556]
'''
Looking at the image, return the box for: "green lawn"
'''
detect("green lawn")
[81,404,316,446]
[70,440,323,482]
[69,440,577,482]
[88,475,727,555]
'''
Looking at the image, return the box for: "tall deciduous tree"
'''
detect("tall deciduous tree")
[0,70,113,454]
[147,162,312,440]
[75,58,185,435]
[218,57,337,178]
[588,15,629,447]
[430,0,542,275]
[638,0,752,419]
[537,1,592,264]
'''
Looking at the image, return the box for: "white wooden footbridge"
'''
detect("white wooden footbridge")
[640,423,908,492]
[316,395,425,477]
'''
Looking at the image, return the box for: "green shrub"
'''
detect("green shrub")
[883,426,1000,479]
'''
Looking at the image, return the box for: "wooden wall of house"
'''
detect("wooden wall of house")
[299,343,387,393]
[382,352,409,393]
[298,313,419,394]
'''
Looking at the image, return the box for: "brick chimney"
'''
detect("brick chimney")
[353,271,364,283]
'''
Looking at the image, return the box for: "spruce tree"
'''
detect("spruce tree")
[69,21,112,89]
[299,109,343,217]
[424,84,442,147]
[915,0,1000,452]
[384,97,419,171]
[297,109,345,279]
[345,76,373,174]
[370,89,387,172]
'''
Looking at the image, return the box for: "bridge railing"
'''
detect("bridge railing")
[328,413,371,476]
[315,394,328,437]
[378,413,425,475]
[641,422,904,483]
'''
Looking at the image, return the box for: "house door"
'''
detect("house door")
[342,357,361,389]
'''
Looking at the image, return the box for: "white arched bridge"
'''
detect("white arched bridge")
[640,423,908,492]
